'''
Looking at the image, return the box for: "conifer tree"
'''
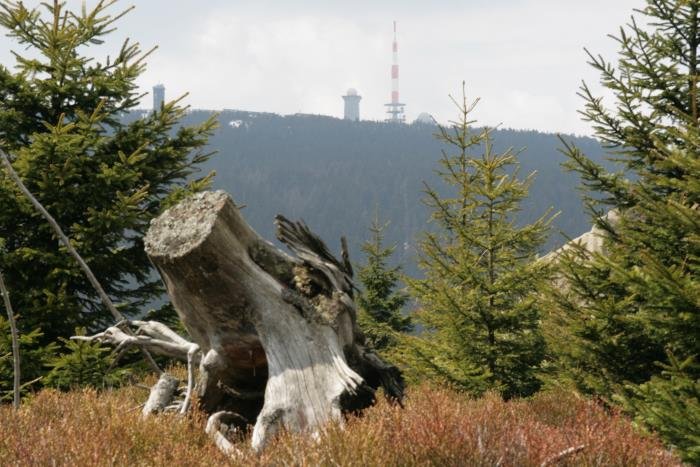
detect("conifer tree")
[356,212,411,353]
[0,317,54,401]
[0,0,216,387]
[545,1,699,460]
[405,86,554,399]
[623,353,700,464]
[45,328,130,390]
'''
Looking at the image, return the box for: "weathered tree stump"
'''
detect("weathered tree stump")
[142,190,403,451]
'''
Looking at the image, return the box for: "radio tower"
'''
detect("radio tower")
[385,21,405,123]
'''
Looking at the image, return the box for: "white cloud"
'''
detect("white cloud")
[0,0,643,134]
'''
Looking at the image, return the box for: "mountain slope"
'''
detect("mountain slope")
[138,110,610,272]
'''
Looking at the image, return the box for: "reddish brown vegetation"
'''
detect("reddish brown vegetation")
[0,384,679,466]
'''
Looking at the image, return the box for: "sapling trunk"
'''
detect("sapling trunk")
[0,270,20,410]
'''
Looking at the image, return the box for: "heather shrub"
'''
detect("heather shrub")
[0,383,679,466]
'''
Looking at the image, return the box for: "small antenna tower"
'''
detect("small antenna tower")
[385,21,405,123]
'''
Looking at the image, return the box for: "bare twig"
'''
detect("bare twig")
[0,270,20,410]
[540,444,586,467]
[72,320,198,363]
[127,403,146,413]
[180,342,200,414]
[0,148,161,374]
[73,319,202,417]
[206,411,245,459]
[132,320,191,347]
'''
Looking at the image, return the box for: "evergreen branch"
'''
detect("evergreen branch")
[649,0,690,44]
[0,148,162,374]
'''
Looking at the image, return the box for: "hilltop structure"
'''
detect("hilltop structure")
[153,84,165,111]
[342,88,362,121]
[385,21,405,123]
[414,112,434,125]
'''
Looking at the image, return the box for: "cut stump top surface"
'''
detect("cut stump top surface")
[145,191,229,259]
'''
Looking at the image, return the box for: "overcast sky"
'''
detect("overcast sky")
[0,1,643,135]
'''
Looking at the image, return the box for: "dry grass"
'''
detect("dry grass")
[0,382,680,466]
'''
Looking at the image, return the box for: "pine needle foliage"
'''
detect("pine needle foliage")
[405,86,555,399]
[544,1,700,461]
[0,0,216,384]
[44,328,130,391]
[0,316,54,401]
[621,353,700,464]
[356,212,412,353]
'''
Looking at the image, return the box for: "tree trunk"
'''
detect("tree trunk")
[143,190,403,451]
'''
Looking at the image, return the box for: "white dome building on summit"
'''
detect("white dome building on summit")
[414,112,435,125]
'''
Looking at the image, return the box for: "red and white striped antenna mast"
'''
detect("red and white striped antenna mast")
[385,20,405,123]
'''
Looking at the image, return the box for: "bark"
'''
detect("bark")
[0,270,20,410]
[142,373,180,418]
[205,411,245,458]
[143,190,403,451]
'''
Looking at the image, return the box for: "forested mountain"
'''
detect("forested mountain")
[129,109,610,273]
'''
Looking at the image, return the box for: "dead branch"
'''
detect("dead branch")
[205,411,245,459]
[0,270,20,410]
[142,373,179,418]
[72,321,198,363]
[0,148,161,374]
[73,319,201,417]
[540,444,586,467]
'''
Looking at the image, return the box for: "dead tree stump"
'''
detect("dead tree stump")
[143,191,403,451]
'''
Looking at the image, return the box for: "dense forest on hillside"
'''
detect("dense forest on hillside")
[3,0,697,462]
[126,110,610,271]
